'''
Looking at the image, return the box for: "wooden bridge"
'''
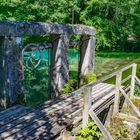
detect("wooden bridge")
[0,63,140,140]
[0,21,140,140]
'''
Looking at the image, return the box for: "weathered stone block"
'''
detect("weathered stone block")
[0,36,23,108]
[50,34,70,97]
[79,35,96,76]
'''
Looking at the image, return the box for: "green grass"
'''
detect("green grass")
[97,52,140,58]
[69,50,140,79]
[95,57,140,78]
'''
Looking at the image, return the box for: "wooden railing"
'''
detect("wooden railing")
[62,63,140,140]
[61,64,140,140]
[81,63,140,140]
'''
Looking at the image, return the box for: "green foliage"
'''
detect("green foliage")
[23,66,50,106]
[80,0,138,51]
[133,0,140,37]
[120,126,130,138]
[135,85,140,97]
[108,117,130,139]
[60,80,78,94]
[80,72,97,85]
[76,121,101,140]
[0,0,81,23]
[0,0,140,52]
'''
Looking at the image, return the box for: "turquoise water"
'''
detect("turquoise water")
[23,49,79,106]
[23,49,140,106]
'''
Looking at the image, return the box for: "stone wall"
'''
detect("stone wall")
[0,21,96,108]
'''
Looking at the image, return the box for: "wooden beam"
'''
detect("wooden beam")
[121,75,131,84]
[136,76,140,86]
[118,113,140,124]
[89,110,114,140]
[119,87,140,118]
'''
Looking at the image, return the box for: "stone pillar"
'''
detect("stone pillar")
[79,35,96,76]
[50,34,70,97]
[0,36,23,109]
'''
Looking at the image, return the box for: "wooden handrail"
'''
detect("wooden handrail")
[121,75,132,84]
[80,63,138,140]
[72,63,137,96]
[136,76,140,86]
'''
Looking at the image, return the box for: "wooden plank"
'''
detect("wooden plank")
[25,119,72,140]
[0,110,50,138]
[92,84,114,97]
[69,90,115,120]
[1,102,82,139]
[89,110,114,140]
[136,76,140,86]
[0,97,66,125]
[0,83,108,130]
[0,105,25,120]
[0,99,81,137]
[0,99,60,126]
[0,107,26,121]
[118,113,140,124]
[0,108,32,126]
[91,83,109,93]
[121,75,131,84]
[119,87,140,118]
[95,96,114,115]
[91,92,114,111]
[92,85,115,102]
[0,88,81,126]
[13,107,78,140]
[3,116,60,140]
[0,83,123,140]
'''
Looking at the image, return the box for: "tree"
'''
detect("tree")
[80,0,137,51]
[0,0,81,23]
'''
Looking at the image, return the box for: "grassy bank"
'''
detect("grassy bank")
[97,52,140,58]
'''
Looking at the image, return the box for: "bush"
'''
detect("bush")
[80,72,97,86]
[60,80,78,94]
[76,121,101,140]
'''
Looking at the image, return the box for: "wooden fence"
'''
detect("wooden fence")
[62,63,140,140]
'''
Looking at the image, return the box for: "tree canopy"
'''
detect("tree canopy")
[0,0,140,52]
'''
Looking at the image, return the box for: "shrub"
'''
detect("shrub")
[120,126,129,138]
[60,80,78,94]
[80,72,97,86]
[76,121,101,140]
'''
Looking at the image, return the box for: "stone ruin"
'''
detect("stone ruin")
[0,21,96,109]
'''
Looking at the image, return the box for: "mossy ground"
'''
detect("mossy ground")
[107,117,130,140]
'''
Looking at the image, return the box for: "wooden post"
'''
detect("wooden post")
[89,110,114,140]
[130,64,137,98]
[82,87,92,128]
[113,71,122,116]
[119,87,140,118]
